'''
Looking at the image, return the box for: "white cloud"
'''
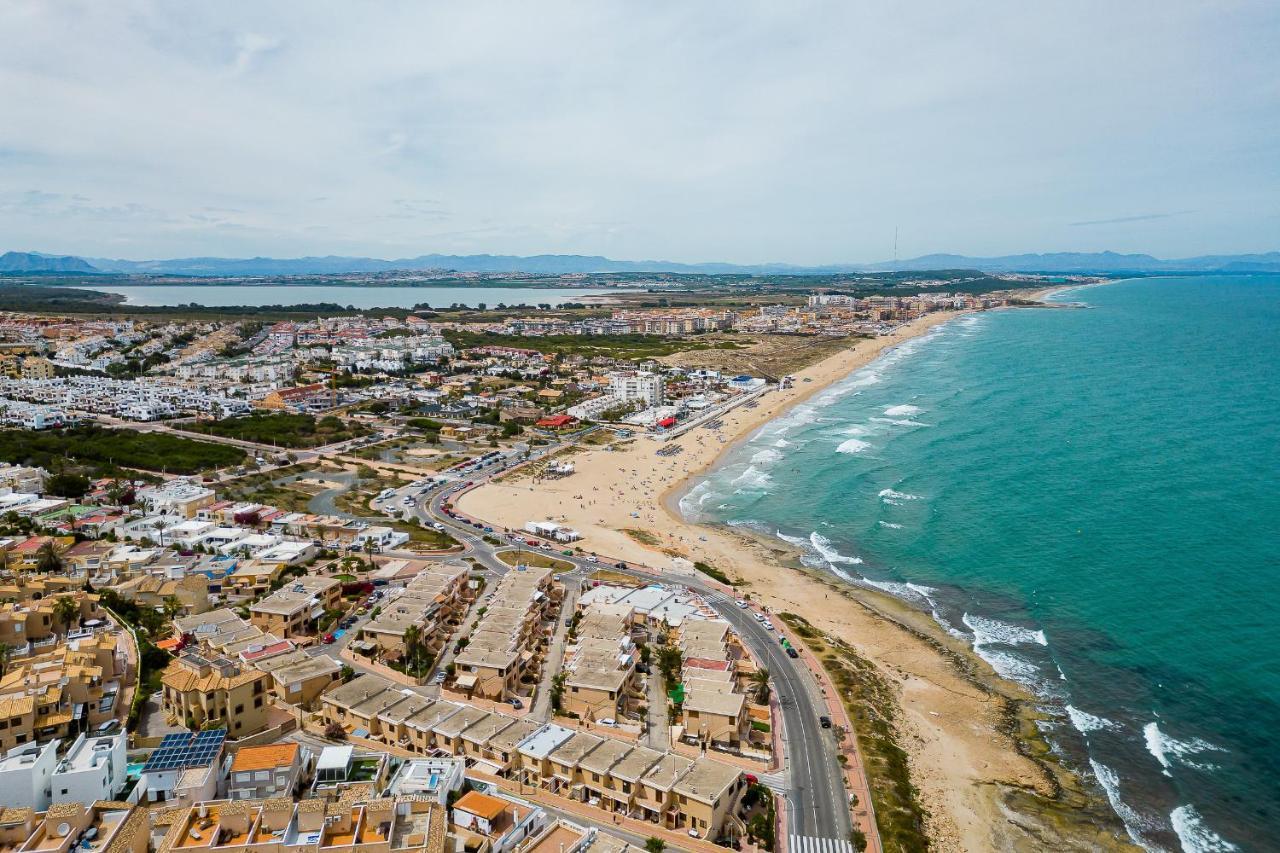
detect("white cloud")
[0,0,1276,262]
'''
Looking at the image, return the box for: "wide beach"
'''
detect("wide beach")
[459,304,1133,851]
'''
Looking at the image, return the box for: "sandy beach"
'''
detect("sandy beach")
[459,307,1134,851]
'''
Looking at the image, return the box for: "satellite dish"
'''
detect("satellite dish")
[56,824,72,838]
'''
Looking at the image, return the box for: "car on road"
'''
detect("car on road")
[786,647,800,658]
[509,698,523,710]
[322,633,336,644]
[432,522,445,531]
[753,612,765,621]
[762,620,774,631]
[735,599,748,608]
[431,671,446,684]
[819,715,832,729]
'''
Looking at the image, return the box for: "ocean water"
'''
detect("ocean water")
[681,276,1279,852]
[77,283,612,309]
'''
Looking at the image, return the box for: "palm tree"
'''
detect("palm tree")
[362,537,377,577]
[402,624,421,674]
[35,541,62,574]
[52,595,79,633]
[750,667,771,704]
[154,518,169,548]
[162,595,184,621]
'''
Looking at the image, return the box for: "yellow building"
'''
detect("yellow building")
[161,652,272,737]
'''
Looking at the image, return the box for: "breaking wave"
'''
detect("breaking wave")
[1088,760,1162,852]
[836,438,872,454]
[1066,705,1121,734]
[884,404,924,417]
[1170,804,1239,853]
[1143,722,1226,776]
[878,488,923,505]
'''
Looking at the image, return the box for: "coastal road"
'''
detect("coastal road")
[406,460,856,846]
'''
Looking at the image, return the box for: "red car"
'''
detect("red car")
[322,633,336,644]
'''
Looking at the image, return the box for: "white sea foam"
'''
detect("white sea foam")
[963,613,1049,687]
[809,532,862,565]
[731,465,772,491]
[836,438,872,454]
[1170,804,1239,853]
[883,404,924,417]
[1088,760,1163,851]
[878,521,904,529]
[1066,705,1121,734]
[975,648,1043,683]
[860,577,937,604]
[750,448,782,466]
[878,488,923,505]
[841,424,870,436]
[773,438,790,448]
[1143,722,1226,776]
[775,530,807,547]
[870,417,931,428]
[963,613,1049,647]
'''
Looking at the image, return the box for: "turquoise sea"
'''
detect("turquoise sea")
[680,276,1279,852]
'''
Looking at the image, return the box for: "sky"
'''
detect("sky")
[1,0,1278,265]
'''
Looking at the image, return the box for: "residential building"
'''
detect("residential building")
[249,576,341,638]
[160,652,272,736]
[227,743,304,800]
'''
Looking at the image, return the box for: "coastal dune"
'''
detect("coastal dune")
[459,308,1135,851]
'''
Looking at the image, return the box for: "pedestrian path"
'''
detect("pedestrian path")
[789,835,855,853]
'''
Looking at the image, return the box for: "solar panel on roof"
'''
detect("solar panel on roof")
[141,728,228,772]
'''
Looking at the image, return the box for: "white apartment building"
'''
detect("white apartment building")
[608,370,664,406]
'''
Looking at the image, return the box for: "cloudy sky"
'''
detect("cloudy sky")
[1,1,1277,264]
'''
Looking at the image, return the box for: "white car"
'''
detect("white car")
[597,718,617,727]
[762,620,774,631]
[735,599,748,608]
[753,612,765,621]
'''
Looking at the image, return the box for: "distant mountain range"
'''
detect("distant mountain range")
[2,248,1278,277]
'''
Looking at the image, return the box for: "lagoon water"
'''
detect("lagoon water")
[80,283,613,309]
[682,276,1279,851]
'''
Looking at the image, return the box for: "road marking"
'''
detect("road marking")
[790,836,855,853]
[759,771,789,794]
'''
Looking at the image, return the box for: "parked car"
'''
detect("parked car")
[786,647,800,659]
[432,671,446,684]
[819,715,832,729]
[323,633,336,644]
[509,698,524,710]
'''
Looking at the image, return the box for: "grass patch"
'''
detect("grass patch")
[623,528,661,547]
[780,612,929,853]
[693,560,732,585]
[497,550,574,571]
[186,412,371,448]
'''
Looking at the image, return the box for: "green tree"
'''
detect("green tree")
[644,839,664,853]
[35,540,63,573]
[162,595,184,621]
[46,472,90,499]
[52,595,79,632]
[750,667,771,704]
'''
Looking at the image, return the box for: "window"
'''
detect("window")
[235,704,244,714]
[255,770,270,781]
[254,697,264,708]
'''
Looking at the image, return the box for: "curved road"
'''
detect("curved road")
[399,453,856,846]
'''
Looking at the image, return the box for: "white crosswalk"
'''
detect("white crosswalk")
[789,835,855,853]
[758,771,789,794]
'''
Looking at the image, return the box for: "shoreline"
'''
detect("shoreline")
[458,301,1137,850]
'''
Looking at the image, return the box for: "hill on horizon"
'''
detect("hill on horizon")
[2,249,1278,277]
